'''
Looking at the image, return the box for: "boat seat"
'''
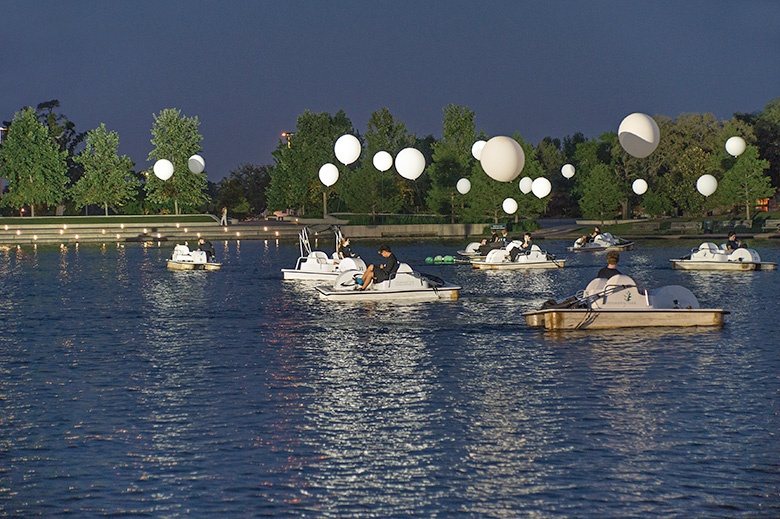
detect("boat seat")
[397,263,413,274]
[310,251,329,263]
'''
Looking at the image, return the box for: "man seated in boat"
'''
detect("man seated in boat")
[337,237,358,259]
[197,238,215,262]
[477,229,503,255]
[358,244,399,290]
[596,250,622,279]
[509,232,533,261]
[574,226,601,247]
[725,231,746,251]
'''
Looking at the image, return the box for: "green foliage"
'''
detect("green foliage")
[578,163,623,220]
[0,107,69,216]
[216,163,271,219]
[144,108,207,214]
[71,124,138,215]
[716,145,773,219]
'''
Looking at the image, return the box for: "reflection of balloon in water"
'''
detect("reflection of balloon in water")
[561,164,575,179]
[471,140,486,160]
[188,154,205,174]
[518,176,533,194]
[479,136,525,182]
[456,178,471,194]
[725,136,746,157]
[502,197,518,214]
[318,163,339,187]
[395,148,426,180]
[334,134,361,165]
[618,113,660,158]
[632,178,648,195]
[153,159,174,181]
[372,151,393,172]
[531,177,552,199]
[696,174,718,196]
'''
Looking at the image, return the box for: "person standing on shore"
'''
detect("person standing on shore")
[220,206,228,226]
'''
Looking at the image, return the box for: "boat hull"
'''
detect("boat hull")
[567,242,634,252]
[471,259,565,270]
[167,260,222,271]
[522,308,727,330]
[315,285,460,302]
[670,259,777,271]
[281,269,339,281]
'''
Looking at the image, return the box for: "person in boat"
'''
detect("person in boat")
[358,244,399,290]
[574,226,601,247]
[197,238,215,262]
[337,237,358,259]
[478,229,503,255]
[587,226,601,243]
[596,250,621,279]
[509,232,533,261]
[725,231,745,251]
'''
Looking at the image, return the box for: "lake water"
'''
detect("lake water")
[1,238,779,517]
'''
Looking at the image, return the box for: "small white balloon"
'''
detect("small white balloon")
[632,178,648,195]
[725,136,746,157]
[502,197,518,215]
[471,140,486,160]
[318,163,339,187]
[334,134,361,165]
[372,150,393,172]
[153,159,174,181]
[531,177,552,199]
[188,154,205,174]
[561,163,575,179]
[456,178,471,194]
[618,113,660,158]
[518,176,533,194]
[395,148,426,180]
[479,136,525,182]
[696,174,718,197]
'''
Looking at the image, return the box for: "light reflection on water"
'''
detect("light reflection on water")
[0,239,779,517]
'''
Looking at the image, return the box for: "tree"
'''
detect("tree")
[578,163,623,220]
[0,107,68,216]
[216,163,271,219]
[716,146,773,220]
[71,124,138,215]
[662,146,713,216]
[145,108,207,214]
[35,100,87,187]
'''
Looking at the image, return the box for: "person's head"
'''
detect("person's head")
[606,250,620,266]
[340,237,350,247]
[198,238,205,244]
[378,244,392,257]
[524,232,532,241]
[502,229,508,235]
[728,231,736,240]
[594,226,601,233]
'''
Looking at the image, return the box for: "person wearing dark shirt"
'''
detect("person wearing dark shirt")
[596,250,621,279]
[725,231,744,251]
[359,244,399,289]
[197,238,215,262]
[338,237,358,259]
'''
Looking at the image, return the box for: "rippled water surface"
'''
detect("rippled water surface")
[1,238,779,517]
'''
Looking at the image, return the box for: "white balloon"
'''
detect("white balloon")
[188,154,205,174]
[725,136,746,157]
[456,178,471,195]
[531,177,552,199]
[395,148,426,180]
[334,134,361,165]
[471,140,486,160]
[153,159,174,181]
[618,113,660,158]
[318,163,339,187]
[632,178,648,195]
[518,176,533,194]
[372,150,393,172]
[502,197,518,215]
[561,163,575,179]
[479,136,525,182]
[696,174,718,197]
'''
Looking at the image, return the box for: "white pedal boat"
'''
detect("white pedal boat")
[523,274,727,330]
[470,243,565,270]
[670,242,777,271]
[314,263,460,302]
[457,241,484,257]
[567,232,634,252]
[282,226,366,281]
[167,245,222,271]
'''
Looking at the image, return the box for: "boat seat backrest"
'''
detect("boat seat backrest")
[583,277,608,298]
[397,263,413,274]
[310,251,329,263]
[530,244,542,252]
[174,244,190,254]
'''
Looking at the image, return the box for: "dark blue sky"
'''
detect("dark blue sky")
[2,1,779,182]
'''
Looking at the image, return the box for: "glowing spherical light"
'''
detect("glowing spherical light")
[696,174,718,197]
[372,150,393,172]
[395,148,426,180]
[632,178,648,195]
[479,136,525,182]
[153,159,174,181]
[334,134,361,165]
[518,176,533,194]
[502,197,518,214]
[456,178,471,194]
[188,154,205,174]
[618,113,660,158]
[318,163,339,187]
[531,177,552,199]
[725,136,746,157]
[561,164,575,179]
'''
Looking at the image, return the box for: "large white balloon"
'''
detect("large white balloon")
[561,163,575,179]
[372,150,393,172]
[318,163,339,187]
[502,197,518,215]
[188,154,205,174]
[531,177,552,199]
[479,136,525,182]
[153,159,174,181]
[725,136,746,157]
[696,174,718,197]
[471,140,486,160]
[395,148,426,180]
[618,113,660,158]
[456,178,471,195]
[632,178,648,195]
[334,134,361,165]
[518,176,533,194]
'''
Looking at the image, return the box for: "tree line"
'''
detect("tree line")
[2,99,778,222]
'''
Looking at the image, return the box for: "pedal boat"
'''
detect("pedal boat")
[567,232,634,252]
[282,226,366,281]
[670,242,777,271]
[315,263,460,302]
[470,243,565,270]
[523,274,727,330]
[166,244,222,271]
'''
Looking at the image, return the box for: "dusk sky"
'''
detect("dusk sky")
[2,1,779,182]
